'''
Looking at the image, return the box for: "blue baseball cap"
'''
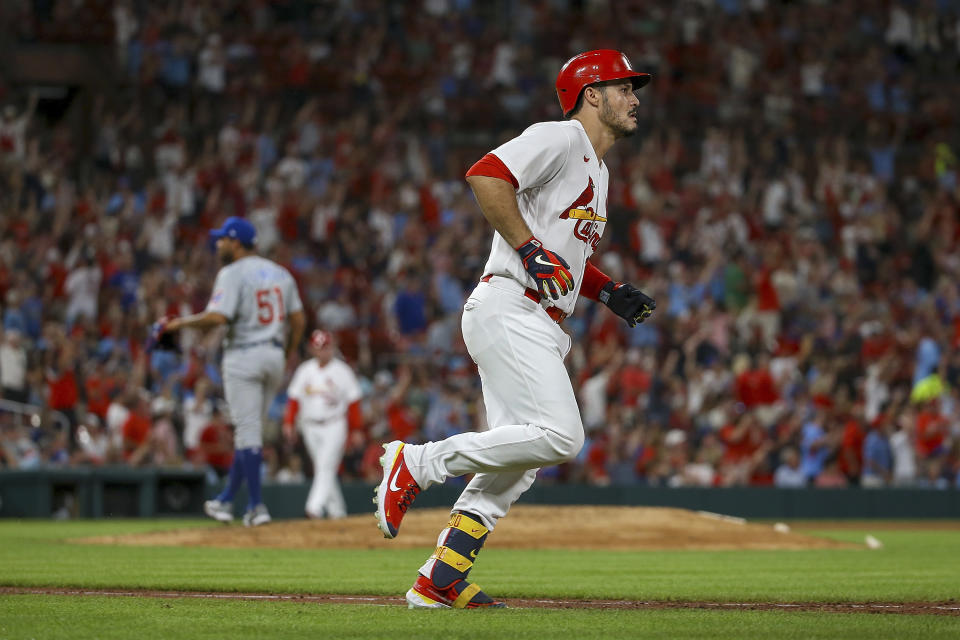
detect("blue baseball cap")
[209,216,256,248]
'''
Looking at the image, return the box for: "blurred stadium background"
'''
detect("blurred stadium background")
[1,0,959,518]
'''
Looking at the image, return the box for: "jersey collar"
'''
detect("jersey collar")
[570,119,603,170]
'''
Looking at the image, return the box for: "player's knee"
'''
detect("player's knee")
[233,426,263,451]
[546,427,584,463]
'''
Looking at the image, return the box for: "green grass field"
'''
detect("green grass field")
[1,519,958,639]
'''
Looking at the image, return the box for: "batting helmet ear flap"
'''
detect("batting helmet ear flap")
[556,49,651,117]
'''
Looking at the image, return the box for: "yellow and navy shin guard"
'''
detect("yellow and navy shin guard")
[427,511,495,604]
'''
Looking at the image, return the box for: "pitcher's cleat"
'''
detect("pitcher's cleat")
[203,499,233,523]
[374,441,420,539]
[405,575,506,609]
[242,503,272,527]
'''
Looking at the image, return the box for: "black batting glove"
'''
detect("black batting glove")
[599,281,656,327]
[516,236,574,300]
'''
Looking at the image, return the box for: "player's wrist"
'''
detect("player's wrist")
[514,236,541,261]
[598,280,618,305]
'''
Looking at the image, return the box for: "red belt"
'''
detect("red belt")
[480,274,568,324]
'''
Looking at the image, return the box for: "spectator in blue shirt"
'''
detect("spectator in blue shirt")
[393,272,428,336]
[800,412,831,481]
[861,422,892,488]
[3,292,27,335]
[19,283,44,340]
[433,271,464,316]
[160,37,192,90]
[666,261,708,320]
[914,336,940,384]
[774,447,807,488]
[423,383,469,442]
[106,250,140,311]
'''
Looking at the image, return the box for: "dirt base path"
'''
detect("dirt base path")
[78,506,853,551]
[3,587,958,616]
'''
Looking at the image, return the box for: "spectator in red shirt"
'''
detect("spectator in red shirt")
[377,367,420,441]
[121,393,152,466]
[734,352,782,427]
[633,429,659,480]
[735,353,780,407]
[584,432,611,487]
[815,455,850,488]
[751,251,781,346]
[46,341,80,445]
[47,352,78,411]
[197,407,233,477]
[611,348,652,408]
[837,405,865,484]
[915,400,947,460]
[82,360,117,420]
[719,412,771,485]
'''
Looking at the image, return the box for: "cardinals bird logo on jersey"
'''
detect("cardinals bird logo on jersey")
[559,177,605,250]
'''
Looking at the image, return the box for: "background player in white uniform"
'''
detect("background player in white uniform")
[154,216,305,526]
[283,330,362,519]
[374,50,657,609]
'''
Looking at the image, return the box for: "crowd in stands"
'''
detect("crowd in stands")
[1,0,959,491]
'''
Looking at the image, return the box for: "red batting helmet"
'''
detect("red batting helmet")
[310,330,333,350]
[555,50,651,117]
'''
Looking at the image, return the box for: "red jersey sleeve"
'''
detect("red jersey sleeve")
[347,400,364,431]
[283,399,299,426]
[465,153,519,189]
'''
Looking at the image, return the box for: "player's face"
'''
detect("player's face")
[313,343,334,365]
[216,237,236,264]
[599,81,640,139]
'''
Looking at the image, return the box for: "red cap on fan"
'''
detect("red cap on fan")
[310,330,333,350]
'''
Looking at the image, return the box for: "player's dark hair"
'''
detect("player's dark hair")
[565,91,587,119]
[565,79,625,119]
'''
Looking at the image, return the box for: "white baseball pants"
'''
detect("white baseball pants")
[403,276,584,531]
[302,418,348,518]
[222,345,284,449]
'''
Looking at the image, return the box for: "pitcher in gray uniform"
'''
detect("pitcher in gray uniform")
[155,217,305,526]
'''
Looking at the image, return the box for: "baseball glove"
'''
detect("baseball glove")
[145,316,178,353]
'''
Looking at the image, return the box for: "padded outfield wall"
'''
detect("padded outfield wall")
[1,469,958,519]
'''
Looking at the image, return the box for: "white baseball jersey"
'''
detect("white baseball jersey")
[206,255,303,349]
[482,119,609,315]
[287,358,362,424]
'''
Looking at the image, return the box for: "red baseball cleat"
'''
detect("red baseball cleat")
[405,575,506,609]
[374,441,421,539]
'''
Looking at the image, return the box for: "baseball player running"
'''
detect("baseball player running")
[154,216,305,526]
[374,50,657,609]
[283,330,362,519]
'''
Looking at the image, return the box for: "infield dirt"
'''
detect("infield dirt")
[78,506,854,551]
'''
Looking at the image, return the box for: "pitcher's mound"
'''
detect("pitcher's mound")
[80,506,851,551]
